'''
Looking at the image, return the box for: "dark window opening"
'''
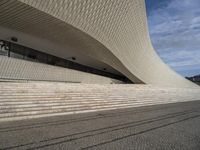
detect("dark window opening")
[0,40,132,83]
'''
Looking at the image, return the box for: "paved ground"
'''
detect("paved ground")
[0,100,200,150]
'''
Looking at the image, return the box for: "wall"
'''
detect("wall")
[0,56,123,84]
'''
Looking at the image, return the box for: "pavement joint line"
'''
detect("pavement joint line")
[1,102,200,133]
[80,114,200,150]
[2,108,199,150]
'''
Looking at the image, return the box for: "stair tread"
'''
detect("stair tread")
[0,82,199,122]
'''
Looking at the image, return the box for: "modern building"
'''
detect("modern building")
[0,0,198,88]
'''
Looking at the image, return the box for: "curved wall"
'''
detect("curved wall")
[0,0,198,88]
[0,56,123,84]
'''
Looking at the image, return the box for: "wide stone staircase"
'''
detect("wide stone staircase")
[0,82,200,122]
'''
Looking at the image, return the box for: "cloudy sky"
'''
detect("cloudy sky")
[145,0,200,77]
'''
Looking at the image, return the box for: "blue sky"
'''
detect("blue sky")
[145,0,200,77]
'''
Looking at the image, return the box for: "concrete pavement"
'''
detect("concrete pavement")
[0,100,200,150]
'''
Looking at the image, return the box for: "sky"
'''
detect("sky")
[145,0,200,77]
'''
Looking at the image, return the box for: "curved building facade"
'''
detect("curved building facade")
[0,0,198,88]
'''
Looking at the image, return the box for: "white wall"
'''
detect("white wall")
[0,56,123,84]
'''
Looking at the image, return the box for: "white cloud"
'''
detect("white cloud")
[147,0,200,76]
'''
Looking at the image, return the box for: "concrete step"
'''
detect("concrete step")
[0,99,136,107]
[0,104,151,122]
[0,101,170,119]
[0,82,199,122]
